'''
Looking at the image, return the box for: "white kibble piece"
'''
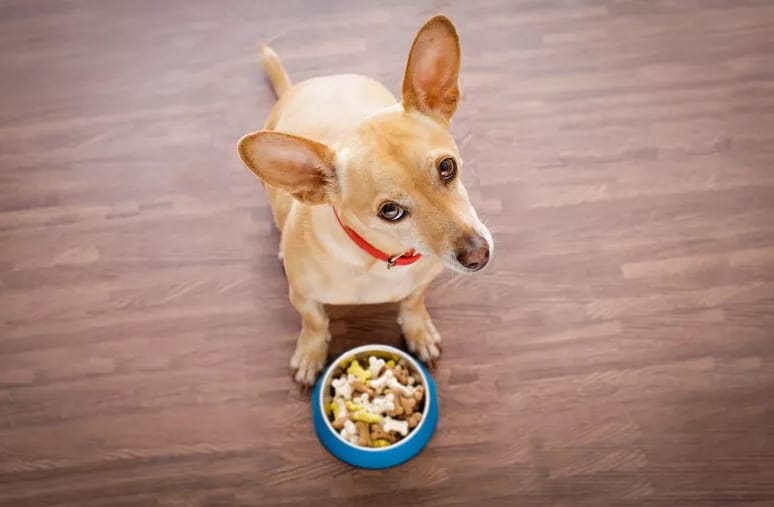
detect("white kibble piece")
[341,420,358,444]
[332,375,353,400]
[370,369,394,391]
[368,356,386,377]
[355,393,371,408]
[383,416,409,436]
[387,376,415,397]
[369,393,395,415]
[333,398,347,418]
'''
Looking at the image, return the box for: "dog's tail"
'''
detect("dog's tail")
[259,44,291,99]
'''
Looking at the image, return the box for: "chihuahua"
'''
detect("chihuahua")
[238,15,492,385]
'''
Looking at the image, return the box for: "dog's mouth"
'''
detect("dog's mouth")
[443,256,490,273]
[460,255,490,272]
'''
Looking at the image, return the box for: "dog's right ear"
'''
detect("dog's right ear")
[238,131,337,205]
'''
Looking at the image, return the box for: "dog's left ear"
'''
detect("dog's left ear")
[238,131,337,205]
[402,15,461,122]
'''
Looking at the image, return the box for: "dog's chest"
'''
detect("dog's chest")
[310,260,441,305]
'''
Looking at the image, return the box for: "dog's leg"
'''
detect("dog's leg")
[289,288,330,385]
[398,284,442,363]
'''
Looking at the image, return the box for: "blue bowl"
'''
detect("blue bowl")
[312,345,438,469]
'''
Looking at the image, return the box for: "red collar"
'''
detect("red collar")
[331,206,422,268]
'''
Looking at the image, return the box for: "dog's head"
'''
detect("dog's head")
[239,16,492,272]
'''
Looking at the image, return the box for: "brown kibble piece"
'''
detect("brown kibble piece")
[407,412,422,428]
[332,416,348,430]
[413,385,425,402]
[356,421,371,447]
[392,365,409,384]
[352,379,374,396]
[398,395,417,416]
[385,389,404,417]
[370,424,398,443]
[388,406,404,417]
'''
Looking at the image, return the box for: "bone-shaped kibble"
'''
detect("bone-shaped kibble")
[351,378,374,396]
[385,389,404,417]
[356,421,372,447]
[346,399,364,413]
[332,374,353,400]
[331,398,349,429]
[370,369,416,396]
[397,395,417,416]
[382,416,409,436]
[387,375,415,397]
[392,365,409,384]
[407,412,422,428]
[369,369,394,391]
[347,360,371,382]
[370,423,398,443]
[332,398,347,417]
[369,393,395,415]
[340,420,358,444]
[355,393,374,408]
[368,356,386,377]
[349,392,393,415]
[352,411,382,424]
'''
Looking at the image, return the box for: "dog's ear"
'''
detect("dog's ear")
[238,131,337,205]
[401,15,461,122]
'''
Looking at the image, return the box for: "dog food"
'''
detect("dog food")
[328,356,425,447]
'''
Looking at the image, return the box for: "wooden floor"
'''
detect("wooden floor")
[2,1,774,505]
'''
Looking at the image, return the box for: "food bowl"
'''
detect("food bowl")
[312,344,439,469]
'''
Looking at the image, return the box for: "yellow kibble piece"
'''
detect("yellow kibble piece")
[347,359,371,382]
[372,439,390,448]
[352,411,382,424]
[346,401,363,413]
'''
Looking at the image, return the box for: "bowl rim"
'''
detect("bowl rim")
[317,344,432,453]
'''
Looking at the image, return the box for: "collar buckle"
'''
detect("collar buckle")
[332,206,422,268]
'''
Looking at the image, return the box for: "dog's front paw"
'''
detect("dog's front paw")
[398,313,442,364]
[290,338,329,386]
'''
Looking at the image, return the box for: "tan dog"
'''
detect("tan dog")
[238,15,493,385]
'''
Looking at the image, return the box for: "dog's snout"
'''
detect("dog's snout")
[456,235,490,271]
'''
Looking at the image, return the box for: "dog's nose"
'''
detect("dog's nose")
[456,235,490,271]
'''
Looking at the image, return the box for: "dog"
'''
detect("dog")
[238,15,493,385]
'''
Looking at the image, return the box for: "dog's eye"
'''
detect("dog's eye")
[438,157,457,181]
[378,202,406,222]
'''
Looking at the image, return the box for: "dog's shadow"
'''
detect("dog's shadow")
[325,303,404,359]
